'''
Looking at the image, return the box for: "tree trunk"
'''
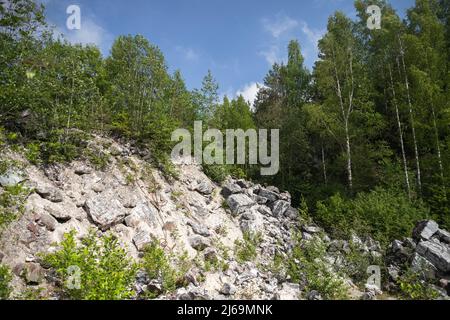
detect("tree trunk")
[399,37,422,194]
[321,144,328,185]
[388,63,411,199]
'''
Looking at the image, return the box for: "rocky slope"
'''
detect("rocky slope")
[0,134,449,300]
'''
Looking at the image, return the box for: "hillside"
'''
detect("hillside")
[0,134,449,300]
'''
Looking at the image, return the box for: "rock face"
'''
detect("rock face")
[4,134,448,301]
[387,220,450,294]
[227,194,255,215]
[84,191,128,230]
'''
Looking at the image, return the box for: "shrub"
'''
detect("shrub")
[0,184,30,230]
[288,237,349,300]
[43,230,138,300]
[397,269,440,300]
[314,188,430,245]
[141,241,188,295]
[0,264,12,300]
[83,147,110,170]
[234,232,262,263]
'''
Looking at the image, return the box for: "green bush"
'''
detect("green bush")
[0,184,30,230]
[43,230,138,300]
[0,264,12,300]
[203,164,247,183]
[288,237,349,300]
[141,241,189,296]
[234,232,262,263]
[397,269,440,300]
[83,147,110,170]
[314,188,430,245]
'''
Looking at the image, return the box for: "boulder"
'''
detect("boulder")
[84,192,127,230]
[195,181,213,195]
[189,235,210,251]
[302,225,322,234]
[416,240,450,273]
[276,283,301,300]
[37,212,57,231]
[24,263,44,285]
[133,231,153,251]
[236,179,252,189]
[0,170,25,187]
[36,186,63,203]
[227,194,255,215]
[187,220,211,237]
[413,220,439,241]
[410,253,437,280]
[221,183,242,198]
[74,165,92,175]
[436,229,450,245]
[44,205,71,222]
[270,200,290,217]
[256,188,279,203]
[220,283,236,296]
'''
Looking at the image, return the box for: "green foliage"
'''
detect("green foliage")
[83,147,110,170]
[141,241,189,295]
[234,232,262,263]
[314,188,430,244]
[43,230,138,300]
[288,237,349,300]
[0,184,30,230]
[0,264,12,300]
[397,269,440,300]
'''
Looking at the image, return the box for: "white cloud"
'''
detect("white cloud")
[176,46,200,62]
[236,82,262,109]
[300,21,325,67]
[262,14,299,38]
[259,45,283,66]
[53,18,113,55]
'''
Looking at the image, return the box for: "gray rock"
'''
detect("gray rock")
[84,192,127,230]
[236,179,252,189]
[306,290,322,300]
[413,220,439,241]
[302,225,322,234]
[227,194,255,215]
[411,253,437,280]
[24,263,43,284]
[257,188,279,203]
[189,235,210,251]
[221,183,242,198]
[0,170,25,187]
[74,165,92,175]
[37,212,57,231]
[416,240,450,273]
[255,195,268,205]
[387,265,400,281]
[241,211,256,221]
[36,186,63,203]
[44,205,71,222]
[270,200,290,217]
[187,220,211,237]
[195,181,213,195]
[436,229,450,244]
[257,205,272,216]
[203,247,218,262]
[220,283,236,296]
[133,231,153,251]
[283,207,298,220]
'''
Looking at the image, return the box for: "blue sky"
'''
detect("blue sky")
[41,0,415,104]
